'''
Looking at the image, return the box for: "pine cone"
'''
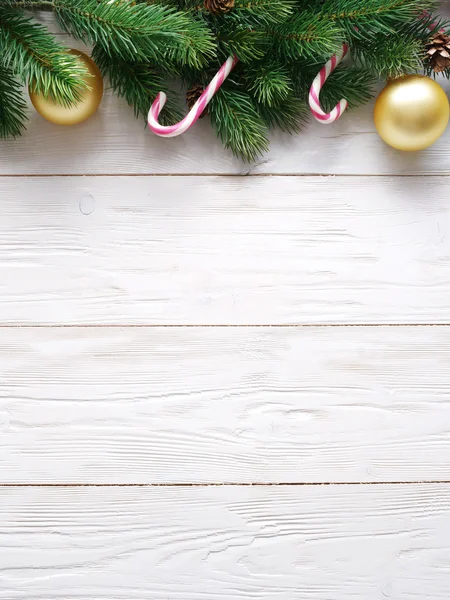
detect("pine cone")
[186,83,207,117]
[426,33,450,73]
[204,0,234,16]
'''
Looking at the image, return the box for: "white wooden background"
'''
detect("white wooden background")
[2,9,450,598]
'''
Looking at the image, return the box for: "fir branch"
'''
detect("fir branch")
[223,0,294,27]
[270,11,343,61]
[352,33,423,77]
[317,66,374,113]
[0,0,444,156]
[56,0,215,68]
[291,63,375,112]
[0,62,27,138]
[257,94,307,132]
[320,0,438,41]
[217,26,267,62]
[209,83,269,161]
[244,62,292,106]
[5,0,216,67]
[156,0,294,24]
[0,8,89,104]
[92,45,183,125]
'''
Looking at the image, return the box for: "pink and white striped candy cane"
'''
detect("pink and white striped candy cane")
[148,55,239,137]
[308,11,444,124]
[309,44,349,124]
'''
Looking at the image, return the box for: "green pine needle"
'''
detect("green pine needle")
[54,0,215,68]
[93,45,183,125]
[291,62,375,112]
[224,0,295,27]
[209,84,269,161]
[321,0,438,41]
[352,33,424,78]
[0,8,89,104]
[0,0,448,157]
[271,11,343,61]
[217,26,267,62]
[257,94,308,132]
[0,62,27,137]
[245,63,292,106]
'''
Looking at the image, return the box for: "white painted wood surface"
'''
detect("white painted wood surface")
[1,326,450,484]
[2,7,450,597]
[2,485,450,600]
[1,176,450,325]
[3,82,450,175]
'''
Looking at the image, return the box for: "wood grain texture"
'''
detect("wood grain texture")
[1,484,450,599]
[4,82,450,176]
[3,10,450,597]
[1,176,450,325]
[2,325,450,484]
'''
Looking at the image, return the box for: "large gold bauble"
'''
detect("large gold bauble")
[29,50,103,126]
[374,75,449,151]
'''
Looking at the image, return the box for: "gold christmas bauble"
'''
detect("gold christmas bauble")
[374,75,449,151]
[29,50,103,126]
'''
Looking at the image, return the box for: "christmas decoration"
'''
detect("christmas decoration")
[0,0,214,137]
[305,10,450,151]
[186,84,207,116]
[309,44,349,124]
[374,75,449,151]
[0,0,449,159]
[148,55,238,137]
[426,32,450,73]
[30,50,103,125]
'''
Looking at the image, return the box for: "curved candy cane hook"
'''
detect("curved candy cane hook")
[309,44,349,124]
[148,55,239,138]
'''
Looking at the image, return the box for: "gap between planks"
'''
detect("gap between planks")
[4,172,450,177]
[3,481,450,488]
[0,324,449,329]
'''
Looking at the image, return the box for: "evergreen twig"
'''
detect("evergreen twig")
[92,45,183,125]
[209,83,269,161]
[0,0,447,161]
[0,62,27,137]
[0,8,89,104]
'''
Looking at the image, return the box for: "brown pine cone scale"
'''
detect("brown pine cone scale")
[426,33,450,73]
[204,0,234,15]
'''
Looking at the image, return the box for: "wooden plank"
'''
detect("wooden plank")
[3,22,450,175]
[5,82,450,176]
[1,484,450,599]
[1,176,450,325]
[2,325,450,484]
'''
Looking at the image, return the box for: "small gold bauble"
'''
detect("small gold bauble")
[29,50,103,126]
[374,75,449,151]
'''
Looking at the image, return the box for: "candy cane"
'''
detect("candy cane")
[309,9,445,124]
[148,55,239,137]
[309,43,349,124]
